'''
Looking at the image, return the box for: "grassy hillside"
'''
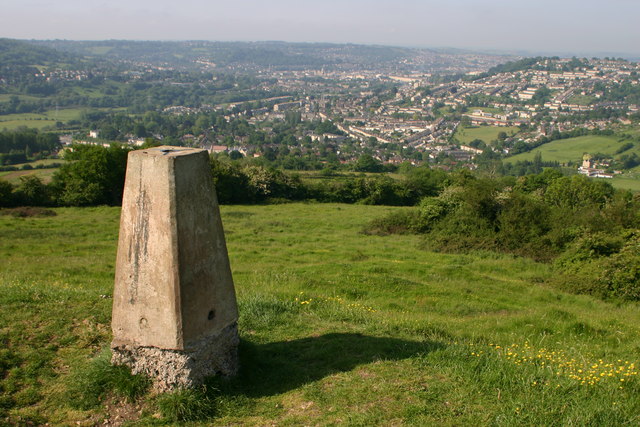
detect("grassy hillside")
[611,173,640,191]
[1,204,639,425]
[504,135,633,164]
[454,125,520,145]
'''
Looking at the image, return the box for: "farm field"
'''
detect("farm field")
[0,159,65,183]
[0,113,57,131]
[504,135,633,164]
[0,168,59,184]
[454,125,520,145]
[0,107,123,131]
[1,204,640,425]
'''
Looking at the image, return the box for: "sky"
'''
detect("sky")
[3,0,640,57]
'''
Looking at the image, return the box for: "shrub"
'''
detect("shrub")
[0,180,14,207]
[552,231,640,301]
[600,232,640,300]
[362,210,420,235]
[497,192,554,260]
[51,144,130,206]
[15,175,51,206]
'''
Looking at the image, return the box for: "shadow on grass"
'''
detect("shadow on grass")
[208,332,444,398]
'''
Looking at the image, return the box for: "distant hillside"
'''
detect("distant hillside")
[0,38,75,66]
[32,40,514,73]
[0,39,90,84]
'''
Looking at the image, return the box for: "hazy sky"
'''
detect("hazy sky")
[3,0,639,56]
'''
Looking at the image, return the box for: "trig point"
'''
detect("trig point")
[111,146,239,391]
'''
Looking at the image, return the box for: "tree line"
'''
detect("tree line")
[0,144,447,208]
[0,129,61,166]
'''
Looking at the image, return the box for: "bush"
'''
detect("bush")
[497,192,554,260]
[51,144,130,206]
[0,180,14,207]
[552,231,640,300]
[15,175,51,206]
[600,232,640,300]
[362,210,420,235]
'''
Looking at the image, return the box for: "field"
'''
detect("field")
[612,173,640,191]
[566,95,596,106]
[0,159,65,183]
[0,113,58,131]
[504,135,632,164]
[1,204,640,425]
[0,95,43,103]
[454,126,520,145]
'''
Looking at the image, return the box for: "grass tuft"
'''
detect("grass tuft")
[156,388,217,422]
[64,349,150,410]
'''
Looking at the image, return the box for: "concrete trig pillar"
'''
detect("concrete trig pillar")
[111,146,238,391]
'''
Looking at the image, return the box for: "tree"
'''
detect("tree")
[531,86,552,105]
[545,175,614,211]
[354,154,383,173]
[51,144,130,206]
[15,175,50,206]
[229,150,244,160]
[0,180,14,207]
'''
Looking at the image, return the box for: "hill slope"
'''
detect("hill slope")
[504,135,631,164]
[1,204,639,424]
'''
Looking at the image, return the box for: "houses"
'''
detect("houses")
[578,155,614,179]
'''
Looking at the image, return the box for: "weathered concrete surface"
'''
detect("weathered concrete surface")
[111,146,238,389]
[111,323,239,391]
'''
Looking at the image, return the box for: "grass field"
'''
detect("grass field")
[454,126,520,145]
[0,95,43,103]
[41,108,85,122]
[0,107,128,131]
[1,204,640,425]
[611,173,640,191]
[0,113,57,131]
[0,159,65,183]
[504,135,632,164]
[0,168,59,184]
[566,95,596,106]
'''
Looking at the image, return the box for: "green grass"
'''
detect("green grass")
[41,108,85,122]
[0,113,57,131]
[1,204,640,425]
[0,94,43,103]
[455,126,520,145]
[505,135,632,164]
[566,95,596,106]
[0,167,60,184]
[611,174,640,191]
[0,107,125,130]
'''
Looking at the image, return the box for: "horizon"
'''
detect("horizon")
[9,38,640,63]
[3,0,640,60]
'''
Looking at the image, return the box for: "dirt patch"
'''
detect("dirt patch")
[86,397,145,427]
